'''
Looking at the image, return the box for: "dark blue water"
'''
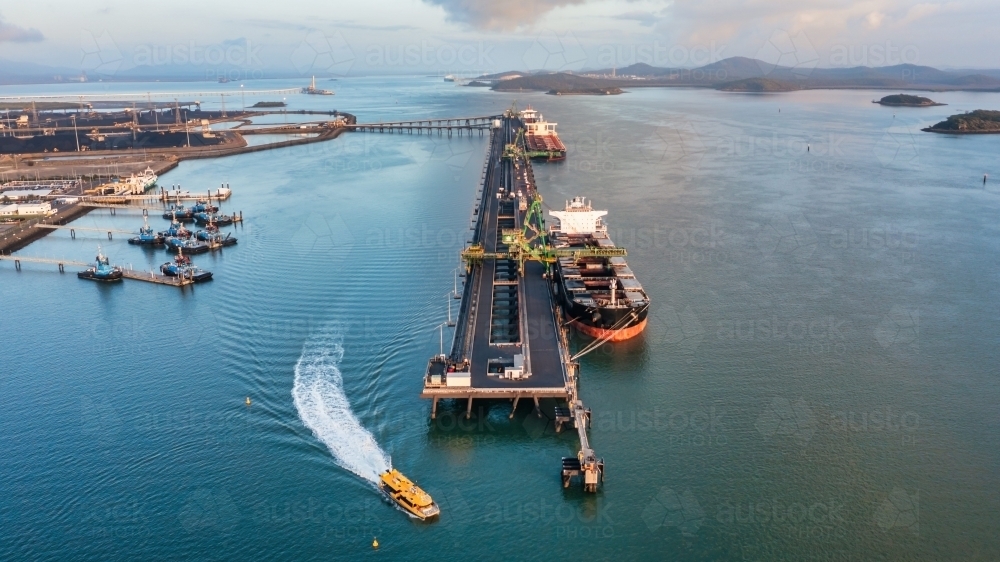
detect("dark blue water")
[2,77,999,560]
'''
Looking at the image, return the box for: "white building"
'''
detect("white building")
[0,204,18,216]
[10,202,53,216]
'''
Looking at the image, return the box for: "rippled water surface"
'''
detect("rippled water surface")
[2,77,999,560]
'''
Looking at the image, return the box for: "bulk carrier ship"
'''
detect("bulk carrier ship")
[549,197,649,341]
[519,106,567,160]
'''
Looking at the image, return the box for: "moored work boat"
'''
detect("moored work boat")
[378,469,440,520]
[77,248,123,282]
[128,219,164,245]
[159,250,213,282]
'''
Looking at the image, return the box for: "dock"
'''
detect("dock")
[349,116,496,136]
[121,268,194,286]
[35,224,133,240]
[0,255,194,286]
[420,112,604,492]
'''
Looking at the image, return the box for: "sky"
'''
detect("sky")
[1,0,997,78]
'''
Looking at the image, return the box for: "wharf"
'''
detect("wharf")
[0,255,194,286]
[121,268,194,286]
[420,113,604,492]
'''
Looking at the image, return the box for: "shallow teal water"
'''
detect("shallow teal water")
[2,77,999,560]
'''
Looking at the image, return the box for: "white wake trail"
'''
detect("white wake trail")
[292,324,391,483]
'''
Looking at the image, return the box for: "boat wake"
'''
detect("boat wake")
[292,324,391,484]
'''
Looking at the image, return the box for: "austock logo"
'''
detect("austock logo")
[873,306,918,349]
[756,397,817,445]
[753,212,817,262]
[650,305,705,356]
[178,488,241,533]
[755,30,819,78]
[522,30,587,72]
[80,30,123,75]
[874,487,919,536]
[642,119,708,175]
[642,487,705,536]
[291,30,355,76]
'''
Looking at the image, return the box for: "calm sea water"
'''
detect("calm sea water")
[2,77,999,560]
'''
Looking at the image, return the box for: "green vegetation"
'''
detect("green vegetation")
[717,78,800,92]
[492,73,621,92]
[546,87,623,96]
[924,110,1000,133]
[875,94,943,107]
[252,101,287,108]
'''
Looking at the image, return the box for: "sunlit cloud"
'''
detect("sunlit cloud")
[0,14,43,43]
[422,0,587,30]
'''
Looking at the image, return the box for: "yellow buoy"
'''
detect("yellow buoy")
[245,397,251,406]
[372,537,379,549]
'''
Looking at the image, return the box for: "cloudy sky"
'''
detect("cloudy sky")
[1,0,997,77]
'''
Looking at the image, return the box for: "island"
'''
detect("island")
[717,78,800,92]
[492,73,624,94]
[923,110,1000,133]
[252,101,287,108]
[547,87,623,96]
[874,94,945,107]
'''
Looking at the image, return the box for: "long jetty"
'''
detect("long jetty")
[420,112,604,492]
[348,116,495,136]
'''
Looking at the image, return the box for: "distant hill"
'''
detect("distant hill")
[924,110,1000,133]
[519,57,1000,92]
[717,78,800,92]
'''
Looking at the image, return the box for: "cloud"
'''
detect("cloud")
[613,11,663,27]
[422,0,586,30]
[240,18,416,32]
[0,15,43,43]
[865,11,886,29]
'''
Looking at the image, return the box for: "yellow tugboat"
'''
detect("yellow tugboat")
[379,469,440,520]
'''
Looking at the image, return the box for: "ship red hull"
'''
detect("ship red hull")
[570,318,647,341]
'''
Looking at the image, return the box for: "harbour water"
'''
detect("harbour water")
[2,77,999,560]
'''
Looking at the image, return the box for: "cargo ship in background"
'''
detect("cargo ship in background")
[519,106,567,160]
[549,197,649,341]
[302,76,334,95]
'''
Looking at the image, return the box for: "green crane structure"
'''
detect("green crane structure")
[461,195,626,275]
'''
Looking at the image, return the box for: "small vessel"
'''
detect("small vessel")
[443,74,456,82]
[159,220,192,239]
[160,250,213,282]
[196,223,238,247]
[194,211,235,226]
[302,76,334,95]
[120,167,158,195]
[189,200,219,214]
[165,236,210,254]
[128,218,165,245]
[378,469,440,520]
[549,197,649,341]
[77,247,123,282]
[162,205,195,222]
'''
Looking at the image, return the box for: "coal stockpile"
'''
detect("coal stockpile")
[0,130,225,154]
